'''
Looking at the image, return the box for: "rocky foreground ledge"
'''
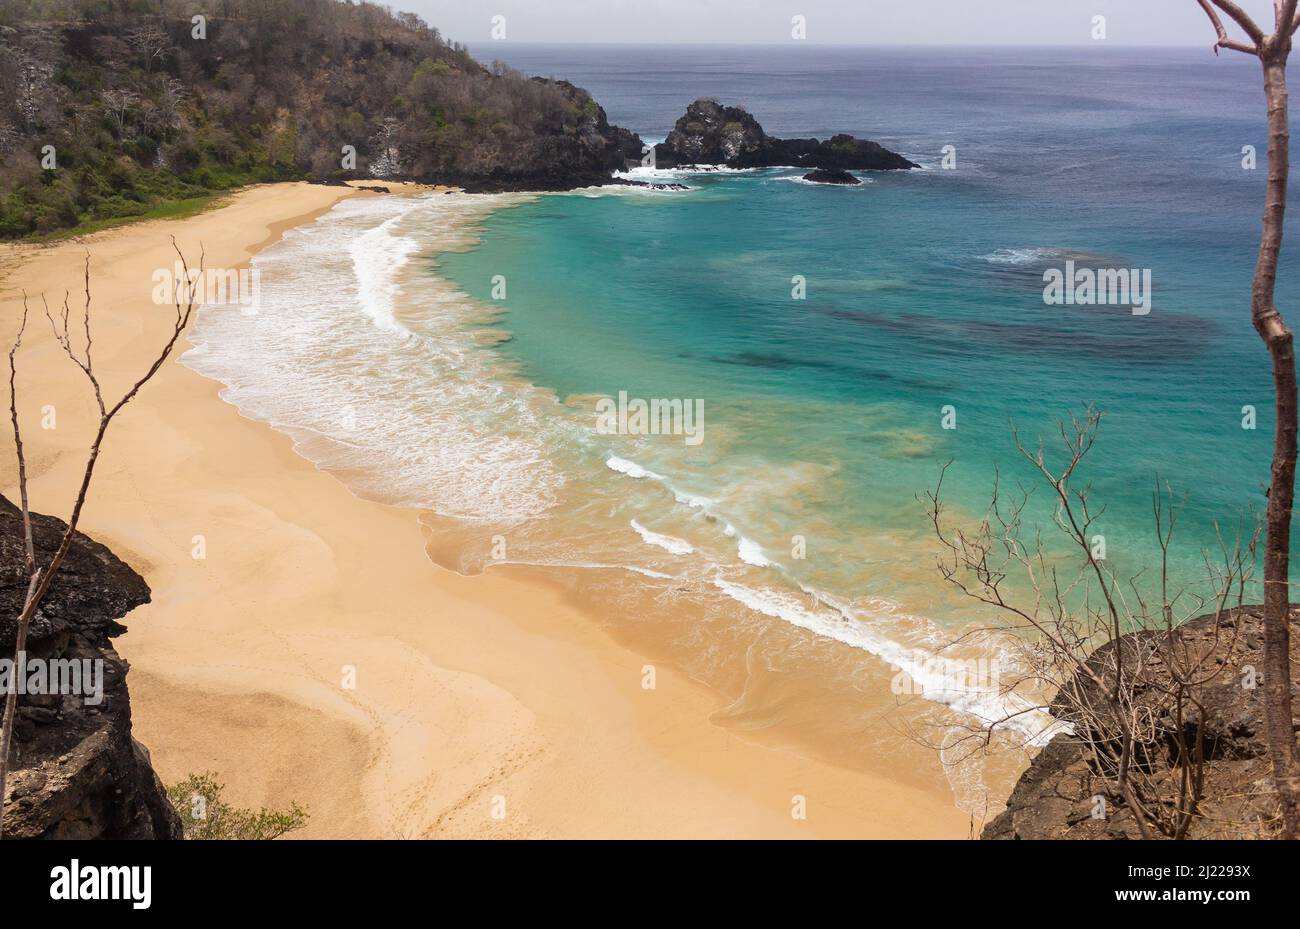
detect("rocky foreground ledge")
[0,497,180,839]
[653,98,919,173]
[984,606,1297,840]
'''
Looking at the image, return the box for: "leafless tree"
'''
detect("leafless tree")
[156,75,187,131]
[99,88,140,136]
[0,242,202,837]
[924,410,1261,838]
[125,24,171,74]
[1194,0,1300,840]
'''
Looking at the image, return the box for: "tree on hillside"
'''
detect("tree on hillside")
[125,23,170,73]
[1194,0,1300,840]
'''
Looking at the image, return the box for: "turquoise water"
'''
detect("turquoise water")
[440,45,1295,612]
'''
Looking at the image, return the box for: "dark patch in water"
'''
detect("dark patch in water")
[676,349,898,388]
[805,302,1217,362]
[715,352,802,369]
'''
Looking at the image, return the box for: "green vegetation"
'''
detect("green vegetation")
[166,772,309,840]
[0,0,637,239]
[41,193,221,240]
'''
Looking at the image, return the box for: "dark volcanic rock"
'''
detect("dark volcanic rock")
[803,168,862,185]
[445,78,645,193]
[654,98,918,171]
[0,496,180,839]
[655,98,772,167]
[982,606,1296,840]
[608,178,691,191]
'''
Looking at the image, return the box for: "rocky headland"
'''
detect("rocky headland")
[1,5,925,237]
[441,78,646,192]
[653,98,919,172]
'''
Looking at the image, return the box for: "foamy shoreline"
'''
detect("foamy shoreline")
[0,182,969,838]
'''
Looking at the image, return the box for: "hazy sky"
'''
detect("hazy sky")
[403,0,1281,46]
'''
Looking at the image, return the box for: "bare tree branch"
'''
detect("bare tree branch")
[1212,0,1267,42]
[923,410,1262,838]
[1279,0,1299,33]
[0,242,204,837]
[1198,0,1262,54]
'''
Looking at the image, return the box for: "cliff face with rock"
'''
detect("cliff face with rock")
[447,78,645,192]
[654,98,919,171]
[0,496,180,839]
[0,2,650,237]
[983,606,1297,840]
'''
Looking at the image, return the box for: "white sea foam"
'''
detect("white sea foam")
[672,489,714,510]
[607,457,714,513]
[598,450,1053,743]
[605,456,664,480]
[182,192,564,522]
[605,458,774,569]
[572,180,698,197]
[614,164,762,181]
[596,440,1054,744]
[712,575,1062,746]
[630,520,694,556]
[979,246,1066,265]
[737,536,772,567]
[351,213,420,335]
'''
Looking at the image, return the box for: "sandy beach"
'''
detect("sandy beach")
[0,181,969,839]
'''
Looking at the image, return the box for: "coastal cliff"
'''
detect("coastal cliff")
[0,2,647,237]
[446,78,643,192]
[0,496,180,839]
[983,607,1296,840]
[654,98,918,171]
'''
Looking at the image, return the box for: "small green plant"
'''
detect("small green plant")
[167,772,308,840]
